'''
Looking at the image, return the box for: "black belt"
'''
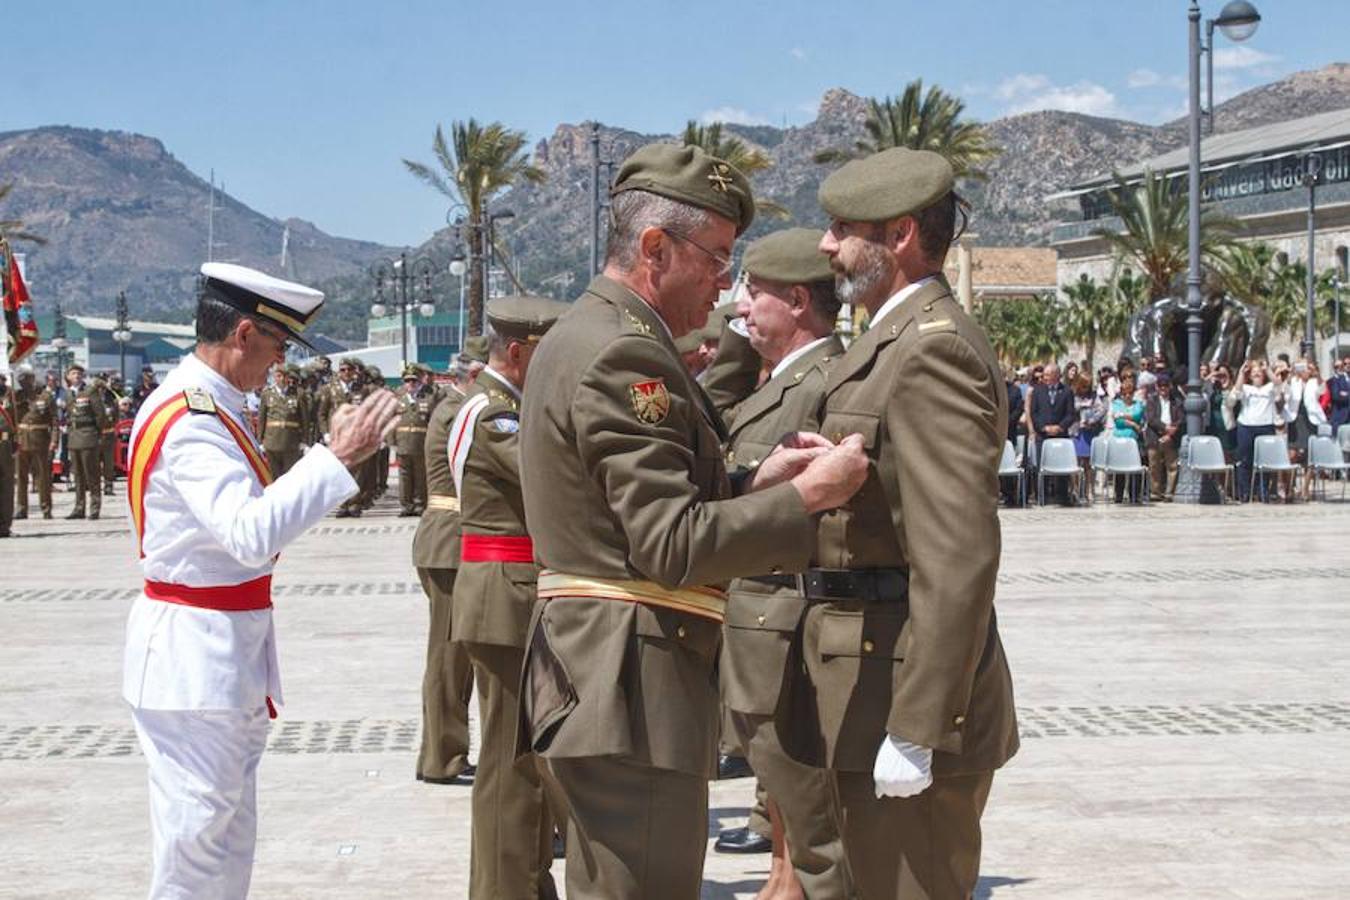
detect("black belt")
[745,568,909,602]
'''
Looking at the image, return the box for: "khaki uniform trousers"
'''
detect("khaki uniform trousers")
[732,711,854,899]
[414,568,473,780]
[69,447,102,515]
[100,433,117,491]
[398,452,427,512]
[541,756,707,900]
[265,446,302,480]
[17,447,52,515]
[832,770,993,900]
[464,642,558,900]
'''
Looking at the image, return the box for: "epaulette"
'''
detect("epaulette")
[916,317,957,336]
[485,389,520,412]
[623,309,657,339]
[183,387,218,415]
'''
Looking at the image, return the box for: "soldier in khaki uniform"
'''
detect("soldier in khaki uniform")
[65,364,109,519]
[368,365,391,501]
[258,364,311,478]
[394,364,439,516]
[517,143,868,900]
[796,148,1019,899]
[705,229,853,899]
[93,372,120,495]
[319,360,372,517]
[13,366,56,519]
[0,381,14,537]
[451,296,569,900]
[411,372,475,785]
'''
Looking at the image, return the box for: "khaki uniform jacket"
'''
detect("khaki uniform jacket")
[95,387,119,441]
[258,385,310,455]
[808,278,1018,776]
[450,370,534,647]
[16,387,56,452]
[719,334,842,716]
[518,275,814,778]
[702,319,764,419]
[394,384,440,456]
[316,379,363,437]
[411,385,467,570]
[66,385,108,451]
[0,392,15,451]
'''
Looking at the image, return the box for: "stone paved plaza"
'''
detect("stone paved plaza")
[2,475,1349,899]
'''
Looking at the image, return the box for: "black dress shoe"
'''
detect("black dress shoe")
[66,510,86,520]
[89,512,100,521]
[398,508,417,517]
[717,754,753,780]
[714,825,772,854]
[13,511,26,520]
[419,763,476,785]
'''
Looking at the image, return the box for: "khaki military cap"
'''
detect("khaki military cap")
[743,228,833,285]
[818,147,954,223]
[461,335,489,364]
[284,364,301,377]
[611,143,756,235]
[401,364,420,380]
[487,295,571,343]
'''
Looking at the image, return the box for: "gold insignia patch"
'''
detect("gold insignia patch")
[183,388,217,414]
[630,379,670,425]
[708,164,733,193]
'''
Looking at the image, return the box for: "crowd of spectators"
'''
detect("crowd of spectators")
[1005,352,1350,505]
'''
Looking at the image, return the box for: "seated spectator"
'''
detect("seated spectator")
[1071,374,1106,501]
[1111,373,1145,502]
[1329,357,1350,432]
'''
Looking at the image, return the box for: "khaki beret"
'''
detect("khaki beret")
[743,228,833,285]
[487,295,570,343]
[401,364,420,380]
[612,143,755,235]
[818,148,954,223]
[461,335,489,364]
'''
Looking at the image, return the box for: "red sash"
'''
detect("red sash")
[461,535,535,563]
[143,574,273,611]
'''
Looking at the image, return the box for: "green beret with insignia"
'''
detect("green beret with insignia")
[611,143,756,235]
[743,228,833,285]
[401,364,420,380]
[818,147,954,223]
[486,295,571,343]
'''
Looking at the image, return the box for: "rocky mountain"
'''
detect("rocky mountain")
[2,63,1347,340]
[0,126,399,323]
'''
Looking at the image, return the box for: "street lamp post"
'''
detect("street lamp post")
[1300,154,1322,362]
[1185,0,1261,443]
[486,209,517,299]
[52,302,69,375]
[1202,1,1262,134]
[450,251,468,353]
[370,253,437,368]
[112,290,133,382]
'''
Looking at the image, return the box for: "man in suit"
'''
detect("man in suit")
[1030,363,1076,503]
[806,147,1019,898]
[1145,370,1186,501]
[1328,357,1350,432]
[516,144,867,900]
[707,228,853,899]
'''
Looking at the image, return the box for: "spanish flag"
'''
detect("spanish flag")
[2,242,39,364]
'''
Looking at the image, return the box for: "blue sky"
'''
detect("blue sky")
[9,0,1345,247]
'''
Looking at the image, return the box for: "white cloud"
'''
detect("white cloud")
[699,106,771,127]
[1127,68,1187,90]
[994,73,1124,118]
[789,47,808,61]
[1212,46,1278,71]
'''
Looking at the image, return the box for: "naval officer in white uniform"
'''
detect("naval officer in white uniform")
[122,263,400,899]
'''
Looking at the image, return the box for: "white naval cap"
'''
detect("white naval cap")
[199,262,324,351]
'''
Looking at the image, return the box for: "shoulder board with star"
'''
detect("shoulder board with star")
[623,310,657,339]
[183,388,218,415]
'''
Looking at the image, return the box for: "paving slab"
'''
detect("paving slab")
[1,477,1348,898]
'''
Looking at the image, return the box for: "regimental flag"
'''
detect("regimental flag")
[2,243,39,364]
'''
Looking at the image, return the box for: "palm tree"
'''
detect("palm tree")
[404,120,544,336]
[680,121,789,220]
[977,295,1065,366]
[813,79,1001,181]
[0,182,47,245]
[1091,168,1236,301]
[1212,241,1278,309]
[1060,274,1128,373]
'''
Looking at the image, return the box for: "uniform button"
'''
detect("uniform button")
[953,714,966,726]
[676,625,687,639]
[749,459,760,468]
[833,432,843,442]
[756,615,766,626]
[862,639,875,653]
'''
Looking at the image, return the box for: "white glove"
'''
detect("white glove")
[872,734,933,799]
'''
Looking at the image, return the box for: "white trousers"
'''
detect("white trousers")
[131,706,270,900]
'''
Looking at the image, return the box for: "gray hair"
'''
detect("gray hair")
[605,190,712,271]
[484,324,510,359]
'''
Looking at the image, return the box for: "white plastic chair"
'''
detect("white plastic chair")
[1105,438,1150,504]
[1307,435,1350,501]
[1036,438,1081,506]
[1186,435,1234,503]
[1338,423,1350,458]
[1250,434,1298,502]
[1088,434,1110,500]
[998,440,1026,508]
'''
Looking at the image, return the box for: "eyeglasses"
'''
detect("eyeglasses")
[253,320,291,353]
[661,228,734,277]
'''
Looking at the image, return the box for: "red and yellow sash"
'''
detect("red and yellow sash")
[128,392,274,556]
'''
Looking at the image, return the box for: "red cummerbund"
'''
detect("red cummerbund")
[461,535,535,564]
[144,575,274,611]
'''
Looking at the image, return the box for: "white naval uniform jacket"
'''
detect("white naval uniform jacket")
[122,353,358,711]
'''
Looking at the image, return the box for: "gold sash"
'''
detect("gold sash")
[537,571,727,622]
